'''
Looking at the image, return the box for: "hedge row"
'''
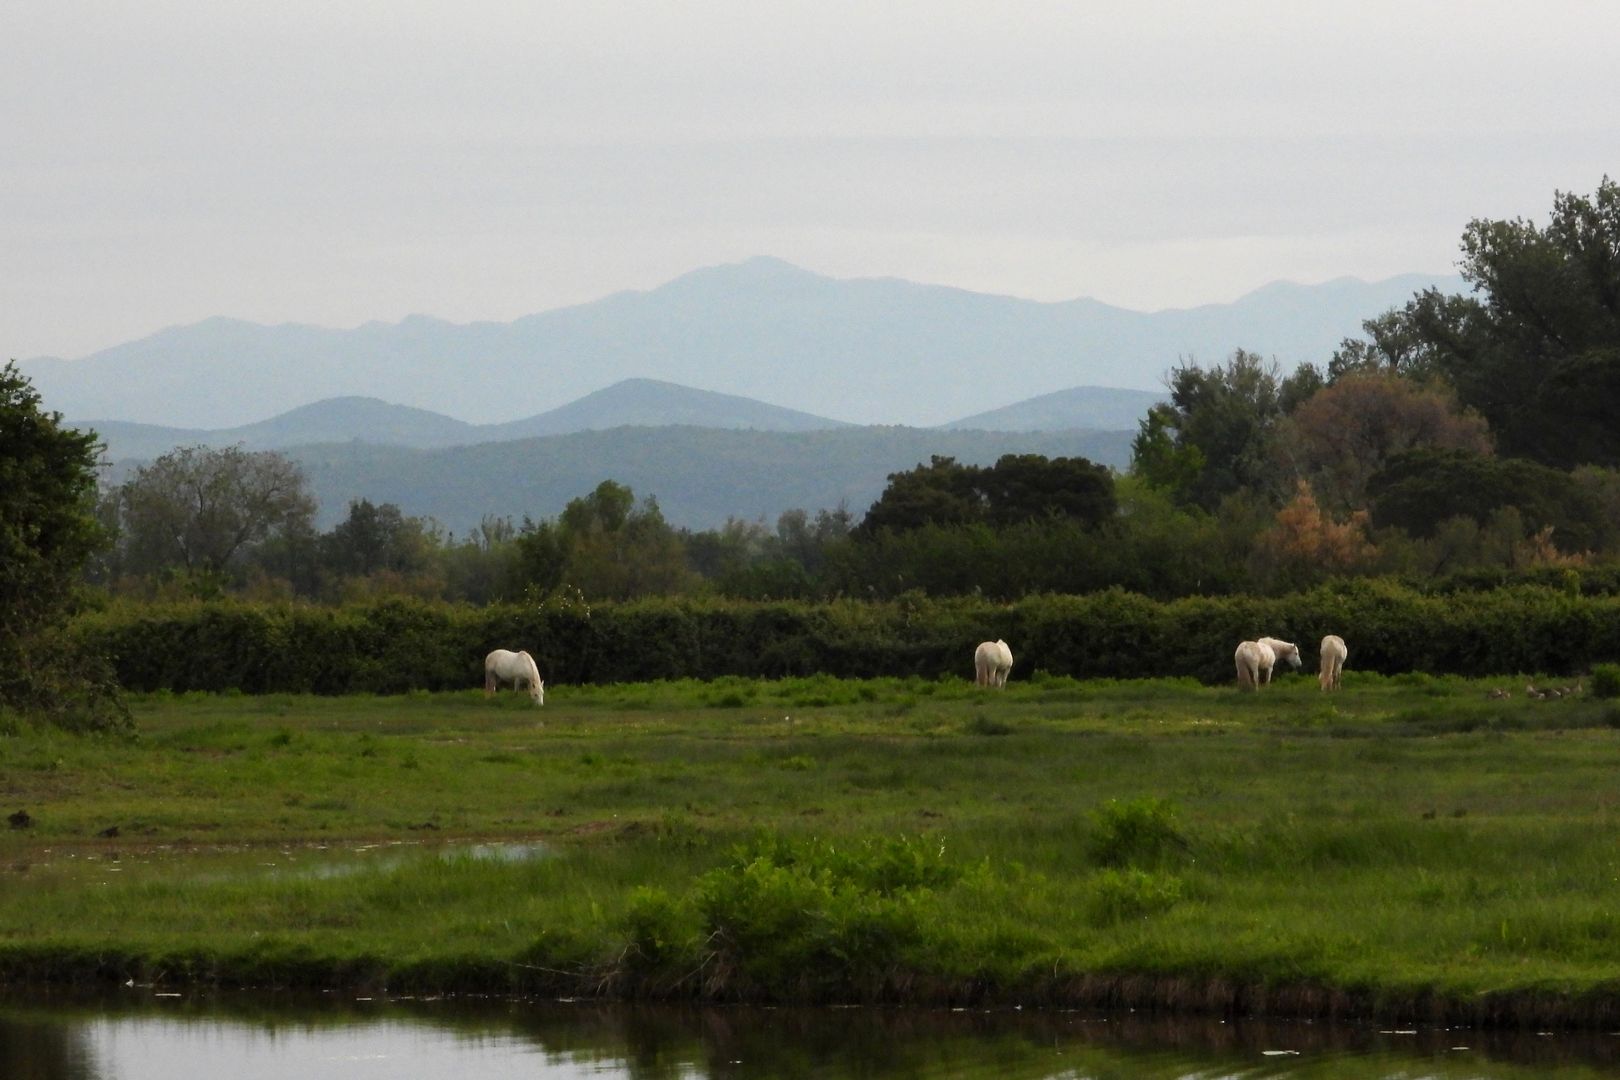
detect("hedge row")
[67,583,1620,695]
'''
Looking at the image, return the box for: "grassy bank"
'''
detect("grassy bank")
[5,672,1620,1025]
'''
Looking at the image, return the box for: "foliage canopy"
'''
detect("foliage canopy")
[0,361,126,730]
[1336,178,1620,468]
[859,453,1115,535]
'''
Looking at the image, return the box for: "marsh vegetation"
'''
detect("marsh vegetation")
[6,673,1620,1024]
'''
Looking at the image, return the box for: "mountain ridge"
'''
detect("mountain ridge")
[71,379,1156,460]
[21,259,1463,429]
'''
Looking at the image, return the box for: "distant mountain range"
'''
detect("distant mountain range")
[72,378,1165,460]
[76,379,1154,530]
[21,257,1460,429]
[74,379,855,460]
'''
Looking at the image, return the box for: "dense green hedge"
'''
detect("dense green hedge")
[67,582,1620,694]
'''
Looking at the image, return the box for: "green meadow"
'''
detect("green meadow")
[5,672,1620,1024]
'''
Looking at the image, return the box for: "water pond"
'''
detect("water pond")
[4,991,1620,1079]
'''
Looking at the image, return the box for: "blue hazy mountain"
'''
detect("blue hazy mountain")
[73,379,851,460]
[76,378,1178,464]
[940,385,1169,432]
[23,258,1462,429]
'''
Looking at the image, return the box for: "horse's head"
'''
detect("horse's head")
[532,679,545,706]
[1260,637,1302,669]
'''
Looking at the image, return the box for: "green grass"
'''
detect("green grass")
[5,672,1620,1023]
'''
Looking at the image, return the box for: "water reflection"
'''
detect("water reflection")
[4,992,1620,1079]
[3,839,553,888]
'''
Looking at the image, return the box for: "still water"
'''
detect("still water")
[4,992,1620,1080]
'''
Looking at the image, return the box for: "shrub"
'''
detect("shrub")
[620,886,699,974]
[1593,664,1620,700]
[1086,797,1188,868]
[694,854,925,996]
[67,585,1620,694]
[616,834,960,999]
[1087,868,1185,925]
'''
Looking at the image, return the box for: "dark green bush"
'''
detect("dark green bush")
[686,836,953,998]
[1593,664,1620,700]
[67,583,1620,695]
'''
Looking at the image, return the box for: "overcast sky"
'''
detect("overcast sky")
[5,1,1618,359]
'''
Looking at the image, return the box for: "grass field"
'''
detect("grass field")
[4,671,1620,1024]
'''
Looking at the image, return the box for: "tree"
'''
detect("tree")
[1130,403,1206,496]
[859,454,1115,535]
[0,361,125,729]
[1328,307,1457,382]
[1272,373,1494,512]
[858,456,984,535]
[321,499,432,578]
[978,454,1116,528]
[1366,448,1604,552]
[1252,480,1374,591]
[559,479,636,536]
[116,445,317,577]
[509,518,568,596]
[555,482,693,600]
[1132,350,1307,509]
[1336,178,1620,467]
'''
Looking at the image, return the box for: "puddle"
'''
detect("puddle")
[2,839,555,887]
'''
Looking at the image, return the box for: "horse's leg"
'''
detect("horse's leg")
[485,670,495,696]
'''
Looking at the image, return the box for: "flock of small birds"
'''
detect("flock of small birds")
[1486,680,1584,700]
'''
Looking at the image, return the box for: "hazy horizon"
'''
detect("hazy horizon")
[6,3,1617,360]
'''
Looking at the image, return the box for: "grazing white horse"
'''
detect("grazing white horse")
[1319,635,1347,691]
[1256,638,1302,684]
[484,649,545,705]
[1234,640,1275,691]
[974,639,1014,687]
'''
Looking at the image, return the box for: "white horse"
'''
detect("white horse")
[1234,640,1275,691]
[974,639,1013,687]
[1319,635,1347,691]
[1256,637,1302,684]
[484,649,545,705]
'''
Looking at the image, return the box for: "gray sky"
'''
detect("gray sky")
[6,1,1618,359]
